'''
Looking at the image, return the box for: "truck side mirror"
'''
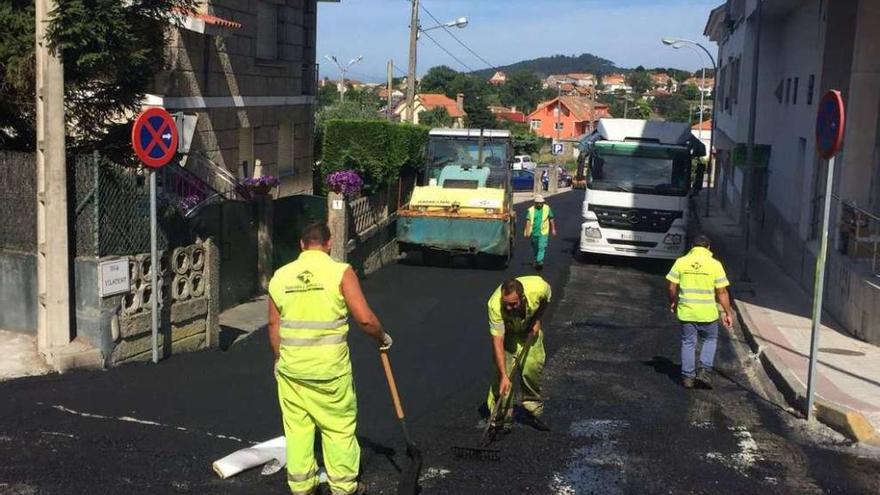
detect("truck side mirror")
[692,162,706,193]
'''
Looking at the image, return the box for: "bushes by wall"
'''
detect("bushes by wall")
[320,120,429,193]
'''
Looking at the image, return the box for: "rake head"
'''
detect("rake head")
[451,445,501,461]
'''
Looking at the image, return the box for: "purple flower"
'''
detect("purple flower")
[177,194,202,212]
[327,170,363,196]
[242,175,281,188]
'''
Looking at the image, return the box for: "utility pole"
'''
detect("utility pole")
[35,0,72,362]
[387,59,394,120]
[406,0,420,123]
[741,0,763,281]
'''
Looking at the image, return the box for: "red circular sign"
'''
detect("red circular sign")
[816,90,845,160]
[131,107,179,168]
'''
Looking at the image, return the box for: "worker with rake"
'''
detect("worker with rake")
[268,222,392,495]
[486,276,552,433]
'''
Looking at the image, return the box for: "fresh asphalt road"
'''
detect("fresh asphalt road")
[2,190,878,494]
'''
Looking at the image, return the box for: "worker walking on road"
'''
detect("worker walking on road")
[524,195,557,270]
[487,276,552,431]
[665,235,734,389]
[268,222,392,495]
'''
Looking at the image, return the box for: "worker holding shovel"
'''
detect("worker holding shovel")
[268,222,392,495]
[486,276,552,433]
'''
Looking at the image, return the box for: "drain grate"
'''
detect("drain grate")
[818,347,866,356]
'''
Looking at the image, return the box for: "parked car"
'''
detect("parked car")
[513,155,537,171]
[511,169,535,191]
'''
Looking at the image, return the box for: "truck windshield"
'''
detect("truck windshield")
[426,137,509,190]
[589,150,690,196]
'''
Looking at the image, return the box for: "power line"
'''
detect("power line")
[420,3,497,71]
[419,29,475,72]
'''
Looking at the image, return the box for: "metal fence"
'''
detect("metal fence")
[348,175,417,238]
[0,152,37,252]
[837,195,880,276]
[73,153,171,257]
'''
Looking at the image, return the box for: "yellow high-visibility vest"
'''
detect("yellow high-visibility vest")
[527,206,553,236]
[666,246,730,322]
[487,275,552,337]
[268,250,351,379]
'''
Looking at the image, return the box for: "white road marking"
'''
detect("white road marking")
[549,419,629,494]
[42,403,251,444]
[705,426,763,475]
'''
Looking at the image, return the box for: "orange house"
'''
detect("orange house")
[527,96,612,139]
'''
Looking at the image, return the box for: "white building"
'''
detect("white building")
[705,0,880,344]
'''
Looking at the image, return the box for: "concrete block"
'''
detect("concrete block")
[254,125,278,146]
[171,297,209,322]
[171,332,207,355]
[110,333,165,365]
[53,338,104,373]
[119,311,151,339]
[171,319,207,342]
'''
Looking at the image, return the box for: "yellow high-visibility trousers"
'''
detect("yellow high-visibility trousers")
[276,371,360,495]
[487,330,545,423]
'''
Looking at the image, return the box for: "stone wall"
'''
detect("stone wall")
[73,240,221,365]
[0,251,37,334]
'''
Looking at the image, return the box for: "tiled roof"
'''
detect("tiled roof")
[692,120,713,131]
[531,96,611,122]
[496,111,526,124]
[603,74,627,85]
[418,93,466,118]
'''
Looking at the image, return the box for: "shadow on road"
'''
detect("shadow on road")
[219,326,248,351]
[642,355,682,386]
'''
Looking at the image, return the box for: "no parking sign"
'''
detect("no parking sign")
[132,107,179,168]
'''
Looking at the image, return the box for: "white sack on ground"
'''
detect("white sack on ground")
[213,436,286,479]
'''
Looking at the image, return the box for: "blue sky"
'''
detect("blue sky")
[317,0,720,82]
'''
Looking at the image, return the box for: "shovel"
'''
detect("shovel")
[380,350,423,495]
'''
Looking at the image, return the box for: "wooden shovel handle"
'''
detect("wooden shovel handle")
[380,351,406,420]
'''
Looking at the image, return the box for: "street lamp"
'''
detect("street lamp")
[662,37,718,218]
[324,54,364,103]
[405,0,468,123]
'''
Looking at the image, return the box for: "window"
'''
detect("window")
[555,122,564,130]
[774,80,784,104]
[256,2,278,60]
[785,78,792,104]
[530,119,542,130]
[731,57,741,105]
[793,77,799,105]
[807,75,815,105]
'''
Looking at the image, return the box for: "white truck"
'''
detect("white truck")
[578,119,707,260]
[512,155,536,171]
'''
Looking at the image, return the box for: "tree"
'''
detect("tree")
[652,94,691,123]
[626,69,653,96]
[1,0,197,151]
[678,84,702,101]
[499,70,543,113]
[419,107,452,128]
[317,84,340,109]
[419,65,459,94]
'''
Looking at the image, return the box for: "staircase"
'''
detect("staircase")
[161,152,251,217]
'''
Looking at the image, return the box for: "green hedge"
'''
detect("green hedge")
[321,120,429,192]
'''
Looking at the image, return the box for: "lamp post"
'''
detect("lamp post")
[324,54,363,102]
[405,1,467,123]
[663,37,718,218]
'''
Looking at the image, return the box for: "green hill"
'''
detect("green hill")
[471,53,618,79]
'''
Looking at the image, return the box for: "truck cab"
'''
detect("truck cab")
[513,155,536,171]
[397,128,515,265]
[579,119,706,260]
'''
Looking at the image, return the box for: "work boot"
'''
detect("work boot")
[682,376,695,389]
[535,262,544,271]
[696,368,713,388]
[525,413,550,432]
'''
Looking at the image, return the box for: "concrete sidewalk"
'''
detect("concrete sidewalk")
[218,296,268,350]
[0,329,51,381]
[702,206,880,446]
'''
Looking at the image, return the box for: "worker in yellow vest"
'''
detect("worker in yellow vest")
[665,235,734,389]
[486,276,552,432]
[268,222,392,495]
[524,195,556,270]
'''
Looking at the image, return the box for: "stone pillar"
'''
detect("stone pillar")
[328,192,348,262]
[256,195,273,292]
[204,237,220,349]
[549,166,559,193]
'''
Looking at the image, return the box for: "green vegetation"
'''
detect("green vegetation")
[320,120,428,193]
[470,53,617,79]
[0,0,196,151]
[419,107,453,128]
[626,67,653,96]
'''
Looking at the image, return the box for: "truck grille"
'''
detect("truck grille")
[589,205,683,233]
